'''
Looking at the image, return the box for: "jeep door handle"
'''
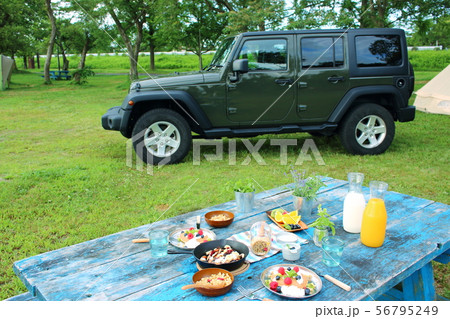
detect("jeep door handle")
[327,76,345,83]
[275,78,294,86]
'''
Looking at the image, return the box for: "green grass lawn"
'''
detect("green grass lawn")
[0,70,449,300]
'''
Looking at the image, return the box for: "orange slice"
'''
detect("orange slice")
[282,214,300,225]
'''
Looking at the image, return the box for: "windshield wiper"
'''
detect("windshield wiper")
[205,64,223,71]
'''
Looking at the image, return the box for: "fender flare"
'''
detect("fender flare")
[121,90,213,131]
[327,85,406,123]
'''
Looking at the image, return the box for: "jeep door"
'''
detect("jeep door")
[226,35,296,125]
[296,35,349,123]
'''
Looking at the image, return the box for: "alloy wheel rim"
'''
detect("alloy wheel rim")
[354,115,386,149]
[144,121,181,157]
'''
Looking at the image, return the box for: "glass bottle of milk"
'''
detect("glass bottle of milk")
[343,172,366,233]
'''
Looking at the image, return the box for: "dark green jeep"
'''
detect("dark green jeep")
[102,28,415,164]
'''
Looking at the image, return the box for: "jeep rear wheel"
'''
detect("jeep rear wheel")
[132,109,192,165]
[339,103,395,155]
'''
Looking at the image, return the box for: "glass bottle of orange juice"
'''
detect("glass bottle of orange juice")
[360,181,388,248]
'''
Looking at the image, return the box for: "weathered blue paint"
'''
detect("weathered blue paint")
[11,178,449,301]
[402,262,436,301]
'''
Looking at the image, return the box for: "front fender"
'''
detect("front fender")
[121,90,213,132]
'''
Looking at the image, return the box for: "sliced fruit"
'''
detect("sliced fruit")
[289,210,298,218]
[275,211,284,222]
[282,214,300,225]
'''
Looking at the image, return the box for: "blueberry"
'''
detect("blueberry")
[287,267,291,271]
[296,275,302,280]
[305,288,310,295]
[276,286,282,293]
[275,275,281,280]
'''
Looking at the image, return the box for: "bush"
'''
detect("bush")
[408,50,450,71]
[71,66,95,85]
[14,53,214,72]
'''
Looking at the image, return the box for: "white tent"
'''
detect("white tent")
[414,64,450,115]
[1,55,14,90]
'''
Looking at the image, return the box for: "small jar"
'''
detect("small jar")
[313,226,329,247]
[250,221,271,256]
[282,243,301,261]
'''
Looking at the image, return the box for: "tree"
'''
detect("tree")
[204,0,286,34]
[0,0,46,67]
[104,0,148,80]
[288,0,450,29]
[44,0,57,84]
[180,0,226,69]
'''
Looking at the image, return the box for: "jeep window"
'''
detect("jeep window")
[238,39,287,71]
[301,37,344,68]
[355,35,402,67]
[209,37,236,68]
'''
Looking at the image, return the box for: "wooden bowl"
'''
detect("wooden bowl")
[204,211,234,228]
[192,268,234,297]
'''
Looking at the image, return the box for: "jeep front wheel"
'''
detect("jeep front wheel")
[132,109,192,165]
[339,103,395,155]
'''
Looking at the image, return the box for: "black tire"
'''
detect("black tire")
[339,103,395,155]
[132,108,192,165]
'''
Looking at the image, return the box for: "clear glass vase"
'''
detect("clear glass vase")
[292,196,315,219]
[313,226,329,247]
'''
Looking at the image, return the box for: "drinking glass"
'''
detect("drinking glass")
[149,229,169,257]
[321,237,345,267]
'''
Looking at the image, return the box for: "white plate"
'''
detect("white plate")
[168,228,216,250]
[260,264,322,299]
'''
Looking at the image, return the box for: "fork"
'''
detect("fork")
[237,285,272,301]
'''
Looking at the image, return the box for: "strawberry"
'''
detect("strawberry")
[198,229,203,235]
[284,277,292,285]
[187,233,194,239]
[278,267,285,275]
[269,281,278,290]
[293,266,300,272]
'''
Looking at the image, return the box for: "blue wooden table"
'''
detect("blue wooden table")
[40,70,71,80]
[11,177,449,301]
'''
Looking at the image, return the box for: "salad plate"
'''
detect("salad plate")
[261,264,322,299]
[168,228,216,250]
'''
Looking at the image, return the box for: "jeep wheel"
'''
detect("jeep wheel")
[339,103,395,155]
[132,108,192,165]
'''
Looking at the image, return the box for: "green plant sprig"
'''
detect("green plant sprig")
[309,205,335,235]
[227,178,256,193]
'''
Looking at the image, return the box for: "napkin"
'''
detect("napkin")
[227,223,284,263]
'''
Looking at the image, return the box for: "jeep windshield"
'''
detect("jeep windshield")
[206,37,236,70]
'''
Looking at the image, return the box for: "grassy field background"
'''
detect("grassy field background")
[0,60,449,299]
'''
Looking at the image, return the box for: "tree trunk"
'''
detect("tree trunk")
[23,56,28,69]
[198,53,203,70]
[36,53,40,69]
[28,57,35,69]
[60,46,69,71]
[150,43,155,71]
[107,6,143,81]
[44,0,57,84]
[74,37,90,83]
[149,25,155,71]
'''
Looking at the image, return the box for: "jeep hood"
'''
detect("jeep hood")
[135,71,205,90]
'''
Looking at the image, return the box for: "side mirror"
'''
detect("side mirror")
[232,59,248,73]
